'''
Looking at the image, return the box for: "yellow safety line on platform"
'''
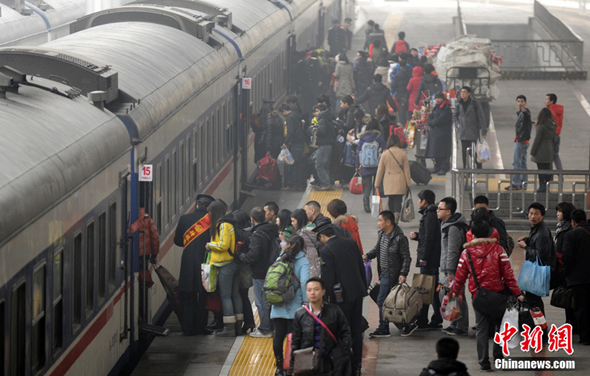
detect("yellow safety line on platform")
[228,188,344,376]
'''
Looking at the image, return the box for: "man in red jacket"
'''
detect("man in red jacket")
[452,220,524,372]
[545,93,564,170]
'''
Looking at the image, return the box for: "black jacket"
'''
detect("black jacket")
[554,219,573,255]
[524,220,555,269]
[419,358,470,376]
[562,222,590,287]
[291,303,352,370]
[284,110,305,146]
[415,74,443,105]
[354,82,397,116]
[392,65,412,99]
[366,225,411,280]
[240,222,279,280]
[515,109,532,142]
[265,112,284,157]
[426,100,453,159]
[342,104,362,133]
[328,27,346,53]
[489,211,508,251]
[414,205,441,268]
[316,109,336,146]
[174,207,211,292]
[313,214,352,251]
[320,238,368,303]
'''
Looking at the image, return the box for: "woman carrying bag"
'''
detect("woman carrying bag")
[375,134,412,224]
[355,119,386,213]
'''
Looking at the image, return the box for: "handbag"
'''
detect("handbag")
[517,250,550,297]
[466,251,509,321]
[550,285,573,309]
[371,188,383,219]
[500,306,520,351]
[201,251,217,293]
[349,172,364,195]
[400,189,415,222]
[411,273,436,305]
[284,333,293,370]
[293,306,339,375]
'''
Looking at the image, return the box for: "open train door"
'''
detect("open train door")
[286,34,297,94]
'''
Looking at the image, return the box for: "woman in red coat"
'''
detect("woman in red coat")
[406,66,423,113]
[327,199,364,254]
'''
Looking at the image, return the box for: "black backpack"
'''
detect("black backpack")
[233,227,251,257]
[259,231,282,266]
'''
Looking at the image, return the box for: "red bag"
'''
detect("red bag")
[205,291,222,313]
[530,308,548,330]
[257,153,278,183]
[389,124,408,149]
[283,333,293,370]
[349,172,364,195]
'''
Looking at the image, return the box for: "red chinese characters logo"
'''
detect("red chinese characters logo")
[494,323,574,356]
[548,323,574,355]
[520,324,544,353]
[494,322,518,356]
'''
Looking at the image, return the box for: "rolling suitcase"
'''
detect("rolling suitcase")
[409,160,431,185]
[382,283,422,328]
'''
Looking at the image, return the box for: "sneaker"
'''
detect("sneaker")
[504,185,521,191]
[480,365,492,372]
[448,328,468,336]
[437,170,447,176]
[249,329,273,338]
[426,322,443,330]
[369,328,391,338]
[441,326,454,334]
[400,323,418,337]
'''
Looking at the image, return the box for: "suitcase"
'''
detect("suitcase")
[409,160,431,185]
[382,283,422,328]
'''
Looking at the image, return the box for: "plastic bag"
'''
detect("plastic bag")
[501,308,520,350]
[517,251,550,297]
[440,282,462,322]
[371,189,382,219]
[277,148,294,165]
[201,252,217,292]
[477,139,491,163]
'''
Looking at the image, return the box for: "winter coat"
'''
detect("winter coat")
[316,109,336,146]
[547,103,564,135]
[341,104,362,133]
[354,82,397,117]
[562,222,590,287]
[131,208,160,256]
[284,110,305,147]
[291,303,352,370]
[320,238,368,303]
[364,27,373,50]
[524,220,555,269]
[335,61,355,98]
[415,74,444,106]
[466,211,507,252]
[531,120,555,164]
[328,26,346,53]
[414,205,441,268]
[389,62,411,94]
[392,65,412,100]
[453,97,487,141]
[554,219,573,256]
[174,208,211,292]
[406,66,423,112]
[332,215,363,254]
[265,112,284,157]
[426,99,453,158]
[207,215,237,265]
[452,238,522,299]
[440,213,469,275]
[240,222,279,280]
[515,109,532,143]
[374,65,389,83]
[354,130,386,177]
[371,47,387,70]
[369,30,387,50]
[295,227,321,278]
[271,251,310,319]
[366,226,411,281]
[419,358,470,376]
[353,58,373,97]
[374,146,411,196]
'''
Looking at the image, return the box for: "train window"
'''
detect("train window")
[108,203,117,292]
[184,137,189,205]
[72,233,82,331]
[206,118,211,177]
[0,300,4,376]
[172,149,177,219]
[86,222,95,317]
[52,249,63,355]
[10,281,26,376]
[217,107,222,162]
[98,213,106,302]
[221,104,227,157]
[32,265,46,373]
[165,156,170,225]
[156,164,162,235]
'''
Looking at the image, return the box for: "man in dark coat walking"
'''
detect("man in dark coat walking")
[392,53,412,126]
[410,190,442,331]
[174,194,215,336]
[354,74,398,117]
[426,93,453,174]
[280,103,306,190]
[317,224,368,375]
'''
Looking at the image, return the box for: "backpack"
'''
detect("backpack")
[389,124,408,149]
[259,231,282,266]
[424,77,443,96]
[394,40,408,53]
[232,227,251,257]
[382,282,422,327]
[263,257,300,305]
[360,140,380,168]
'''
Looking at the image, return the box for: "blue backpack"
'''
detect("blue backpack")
[360,140,380,168]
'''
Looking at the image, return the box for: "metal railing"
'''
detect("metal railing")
[490,39,583,71]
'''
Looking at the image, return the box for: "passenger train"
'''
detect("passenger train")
[0,0,353,375]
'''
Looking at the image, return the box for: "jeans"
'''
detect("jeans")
[218,260,243,320]
[387,194,403,214]
[377,272,392,330]
[512,142,528,187]
[474,308,503,368]
[461,140,482,169]
[416,265,442,326]
[285,143,305,188]
[315,145,333,187]
[338,298,364,365]
[273,318,293,358]
[553,134,563,170]
[536,162,552,191]
[362,175,383,204]
[253,279,272,333]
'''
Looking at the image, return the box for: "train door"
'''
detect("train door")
[239,83,251,185]
[119,172,131,343]
[138,182,151,323]
[286,34,297,94]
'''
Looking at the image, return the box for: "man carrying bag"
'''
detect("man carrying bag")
[452,220,524,372]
